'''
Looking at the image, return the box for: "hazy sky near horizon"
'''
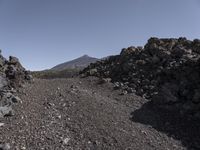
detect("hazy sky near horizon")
[0,0,200,71]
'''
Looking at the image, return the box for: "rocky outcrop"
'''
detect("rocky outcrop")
[81,37,200,117]
[5,56,32,88]
[0,51,32,117]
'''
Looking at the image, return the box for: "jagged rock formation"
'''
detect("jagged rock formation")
[81,37,200,117]
[0,51,32,117]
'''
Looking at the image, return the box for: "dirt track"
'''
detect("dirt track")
[0,77,192,149]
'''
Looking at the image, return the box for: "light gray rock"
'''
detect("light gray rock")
[89,68,97,76]
[0,143,11,150]
[0,123,5,127]
[0,92,20,107]
[0,106,13,117]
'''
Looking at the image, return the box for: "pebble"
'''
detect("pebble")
[21,146,26,150]
[63,137,70,145]
[0,123,5,127]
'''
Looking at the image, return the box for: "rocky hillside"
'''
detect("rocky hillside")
[0,50,32,118]
[51,55,98,71]
[81,37,200,118]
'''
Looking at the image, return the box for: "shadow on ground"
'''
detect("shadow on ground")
[130,101,200,150]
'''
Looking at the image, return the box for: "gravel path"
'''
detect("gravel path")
[0,77,187,149]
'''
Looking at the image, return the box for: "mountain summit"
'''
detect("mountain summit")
[51,55,98,71]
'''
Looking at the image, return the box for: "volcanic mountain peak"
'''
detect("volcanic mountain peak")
[51,54,98,71]
[81,54,90,58]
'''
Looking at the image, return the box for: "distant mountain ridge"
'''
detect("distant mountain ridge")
[51,55,99,71]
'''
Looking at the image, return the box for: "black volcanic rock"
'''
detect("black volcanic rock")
[51,55,99,71]
[0,51,32,118]
[81,37,200,117]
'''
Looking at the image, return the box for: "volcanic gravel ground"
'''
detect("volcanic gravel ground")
[0,77,191,149]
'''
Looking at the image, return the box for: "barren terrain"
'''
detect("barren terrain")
[1,77,198,150]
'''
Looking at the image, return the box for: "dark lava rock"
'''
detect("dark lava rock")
[0,51,32,118]
[81,37,200,117]
[5,56,32,88]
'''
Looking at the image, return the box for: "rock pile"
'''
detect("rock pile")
[0,50,32,117]
[81,37,200,117]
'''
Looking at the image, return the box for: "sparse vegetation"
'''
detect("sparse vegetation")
[32,68,81,79]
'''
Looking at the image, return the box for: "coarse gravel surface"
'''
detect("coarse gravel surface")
[0,77,196,150]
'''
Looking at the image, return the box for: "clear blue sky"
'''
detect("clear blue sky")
[0,0,200,71]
